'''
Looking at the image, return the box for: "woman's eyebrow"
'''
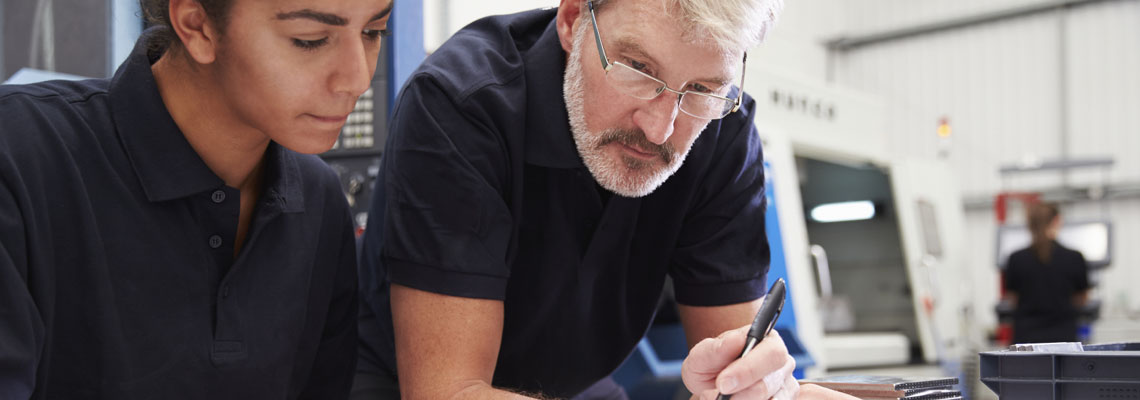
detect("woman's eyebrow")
[275,4,392,26]
[276,9,348,26]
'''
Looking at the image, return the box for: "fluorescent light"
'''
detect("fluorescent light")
[811,201,876,223]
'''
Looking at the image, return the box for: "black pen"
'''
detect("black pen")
[716,278,787,400]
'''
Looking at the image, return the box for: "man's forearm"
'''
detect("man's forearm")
[416,380,551,400]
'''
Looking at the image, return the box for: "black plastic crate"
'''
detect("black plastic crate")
[980,343,1140,399]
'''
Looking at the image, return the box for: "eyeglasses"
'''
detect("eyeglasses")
[586,0,746,120]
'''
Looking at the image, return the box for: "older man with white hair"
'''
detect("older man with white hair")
[355,0,855,399]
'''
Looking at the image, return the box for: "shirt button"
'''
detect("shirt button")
[208,235,223,249]
[221,285,230,299]
[211,190,226,203]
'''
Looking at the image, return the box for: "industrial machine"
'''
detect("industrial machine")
[746,64,971,375]
[318,58,391,232]
[320,4,425,233]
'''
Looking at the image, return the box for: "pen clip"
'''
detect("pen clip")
[764,303,783,337]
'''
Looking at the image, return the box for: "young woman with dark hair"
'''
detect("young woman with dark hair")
[0,0,392,398]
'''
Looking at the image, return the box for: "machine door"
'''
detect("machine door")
[889,158,967,364]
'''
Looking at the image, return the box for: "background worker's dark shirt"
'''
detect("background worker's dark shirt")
[1004,241,1091,343]
[358,9,770,398]
[0,31,358,399]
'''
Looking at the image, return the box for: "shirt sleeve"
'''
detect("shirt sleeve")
[1002,254,1019,293]
[1072,251,1091,292]
[379,74,514,300]
[0,165,44,399]
[298,208,358,399]
[668,97,771,306]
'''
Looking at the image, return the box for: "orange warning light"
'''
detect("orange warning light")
[937,117,952,138]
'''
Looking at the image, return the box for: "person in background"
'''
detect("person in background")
[0,0,392,398]
[1004,202,1091,344]
[354,0,854,398]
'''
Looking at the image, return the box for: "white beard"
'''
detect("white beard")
[562,25,694,198]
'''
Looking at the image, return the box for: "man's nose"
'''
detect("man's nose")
[632,92,680,145]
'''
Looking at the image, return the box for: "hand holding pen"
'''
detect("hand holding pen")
[715,278,787,400]
[681,279,799,400]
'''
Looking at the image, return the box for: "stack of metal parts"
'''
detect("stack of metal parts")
[799,376,961,399]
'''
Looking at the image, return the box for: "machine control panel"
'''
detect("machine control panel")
[319,50,389,232]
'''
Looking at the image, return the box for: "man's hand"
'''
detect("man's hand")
[681,326,858,399]
[682,325,797,399]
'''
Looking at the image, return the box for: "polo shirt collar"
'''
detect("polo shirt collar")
[109,28,305,213]
[262,141,305,213]
[523,18,586,169]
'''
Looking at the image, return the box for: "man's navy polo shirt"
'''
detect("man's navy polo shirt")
[0,31,358,399]
[357,8,770,397]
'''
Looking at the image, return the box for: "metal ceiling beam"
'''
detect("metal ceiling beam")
[998,157,1115,175]
[962,181,1140,211]
[824,0,1133,52]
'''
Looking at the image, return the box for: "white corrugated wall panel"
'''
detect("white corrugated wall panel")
[1066,0,1140,185]
[832,1,1140,337]
[751,0,846,81]
[843,0,1054,36]
[835,13,1065,196]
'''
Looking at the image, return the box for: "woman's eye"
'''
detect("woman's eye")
[292,37,329,50]
[363,29,390,41]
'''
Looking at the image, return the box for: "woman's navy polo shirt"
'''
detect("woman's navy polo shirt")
[0,31,358,398]
[357,8,770,397]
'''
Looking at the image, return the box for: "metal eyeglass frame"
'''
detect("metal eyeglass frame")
[585,0,746,120]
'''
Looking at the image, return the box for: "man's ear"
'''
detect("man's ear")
[168,0,221,64]
[556,0,587,53]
